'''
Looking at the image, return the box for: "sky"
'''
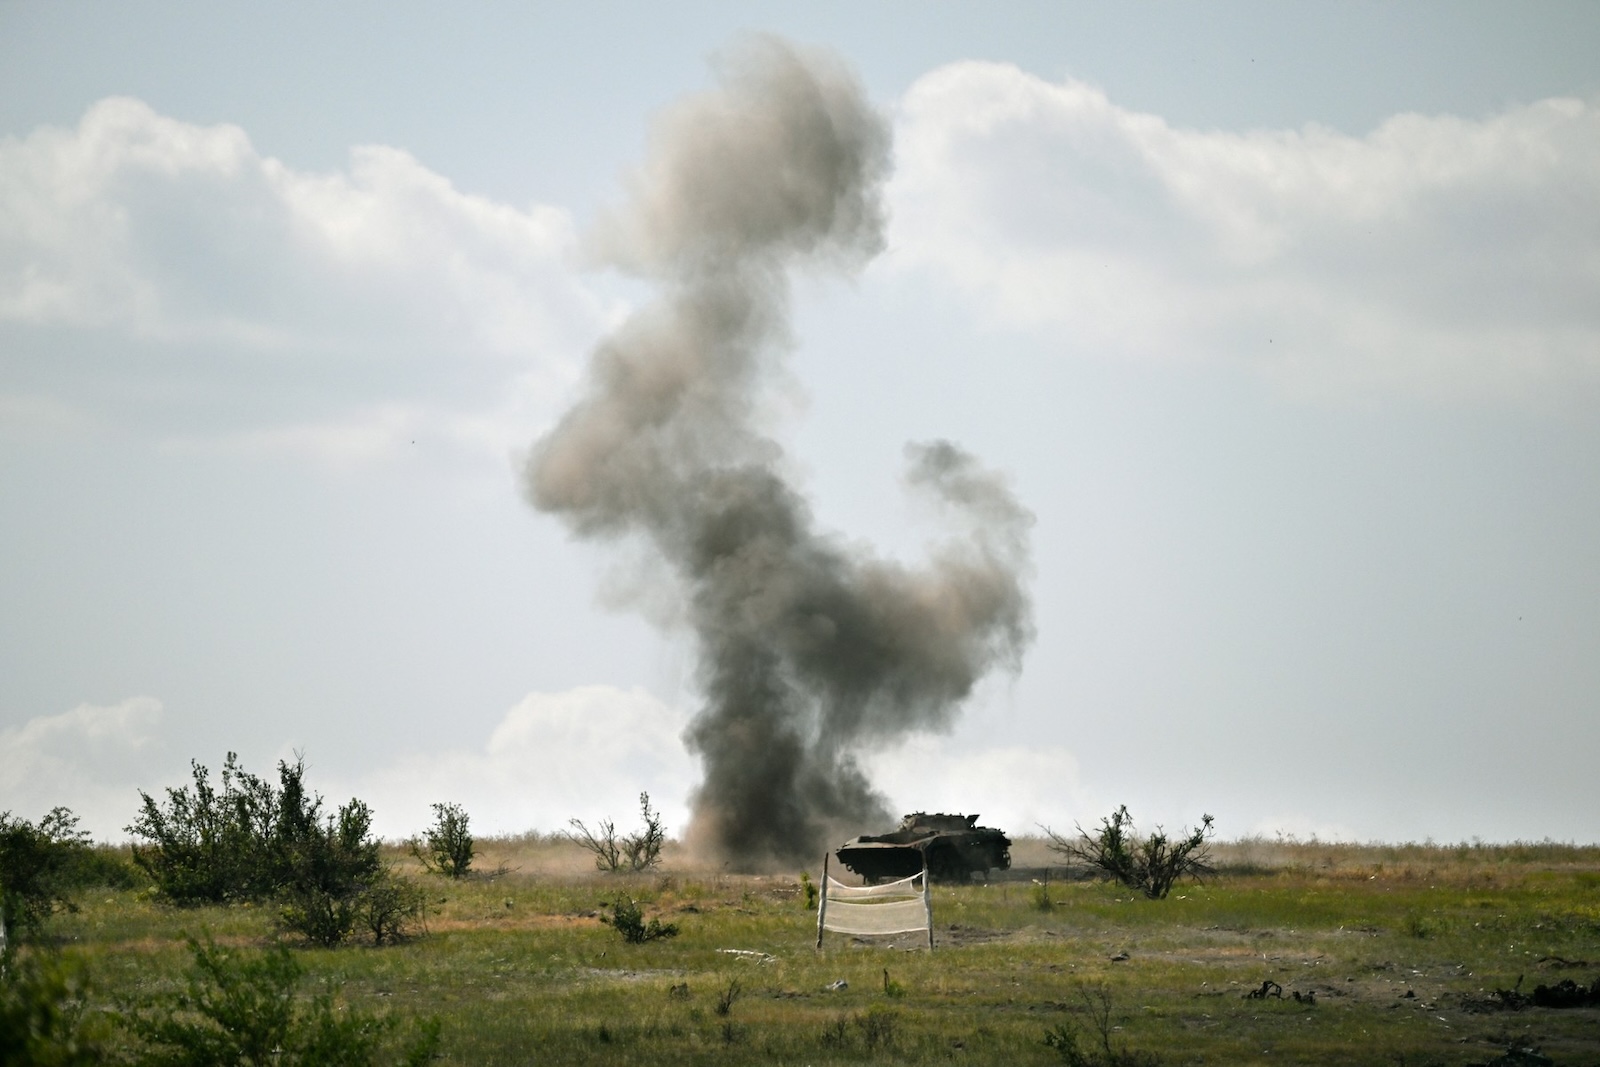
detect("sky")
[3,2,1598,848]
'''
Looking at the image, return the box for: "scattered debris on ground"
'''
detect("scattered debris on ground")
[1461,974,1600,1013]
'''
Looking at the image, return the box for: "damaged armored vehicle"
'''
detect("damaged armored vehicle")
[835,812,1011,883]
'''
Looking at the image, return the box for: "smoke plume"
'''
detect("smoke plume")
[525,38,1033,868]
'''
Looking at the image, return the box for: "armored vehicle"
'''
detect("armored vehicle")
[834,812,1011,883]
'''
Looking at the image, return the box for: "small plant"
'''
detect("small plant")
[1043,984,1164,1067]
[800,870,818,910]
[1403,911,1433,939]
[120,933,440,1065]
[1044,805,1215,900]
[0,807,91,943]
[882,968,905,998]
[714,978,742,1017]
[1031,877,1054,911]
[599,896,679,944]
[412,803,474,879]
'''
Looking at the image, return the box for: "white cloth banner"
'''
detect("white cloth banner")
[819,897,930,936]
[823,873,922,900]
[817,863,934,948]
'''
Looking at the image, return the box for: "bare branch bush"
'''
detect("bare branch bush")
[621,793,665,872]
[566,793,666,873]
[1043,805,1215,900]
[565,818,622,872]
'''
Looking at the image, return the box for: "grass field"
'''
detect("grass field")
[34,836,1600,1065]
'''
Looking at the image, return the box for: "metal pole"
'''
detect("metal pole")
[816,852,829,950]
[922,854,934,950]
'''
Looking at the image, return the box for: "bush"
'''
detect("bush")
[566,793,666,873]
[274,797,383,947]
[0,807,92,943]
[621,793,666,872]
[126,754,281,904]
[598,896,679,944]
[1044,805,1214,900]
[359,869,429,946]
[412,803,474,879]
[129,753,391,946]
[121,933,440,1066]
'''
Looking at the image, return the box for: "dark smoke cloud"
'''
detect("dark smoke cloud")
[525,38,1033,868]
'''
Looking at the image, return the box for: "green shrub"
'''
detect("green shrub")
[359,868,429,945]
[800,870,818,910]
[599,896,679,944]
[121,933,439,1066]
[411,803,474,879]
[129,753,389,946]
[1045,805,1215,900]
[0,807,92,942]
[127,753,291,903]
[274,797,382,946]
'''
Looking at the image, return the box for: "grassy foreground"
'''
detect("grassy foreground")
[38,836,1600,1066]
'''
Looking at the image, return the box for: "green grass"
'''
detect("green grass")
[28,838,1600,1065]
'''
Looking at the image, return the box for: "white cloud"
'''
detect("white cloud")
[0,697,172,840]
[348,685,698,840]
[888,63,1600,400]
[0,97,611,457]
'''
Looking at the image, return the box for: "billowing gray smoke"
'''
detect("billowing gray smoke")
[524,38,1033,868]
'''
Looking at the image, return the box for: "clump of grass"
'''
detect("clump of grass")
[1031,878,1054,911]
[856,1005,897,1051]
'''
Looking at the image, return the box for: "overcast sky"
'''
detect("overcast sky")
[3,2,1598,847]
